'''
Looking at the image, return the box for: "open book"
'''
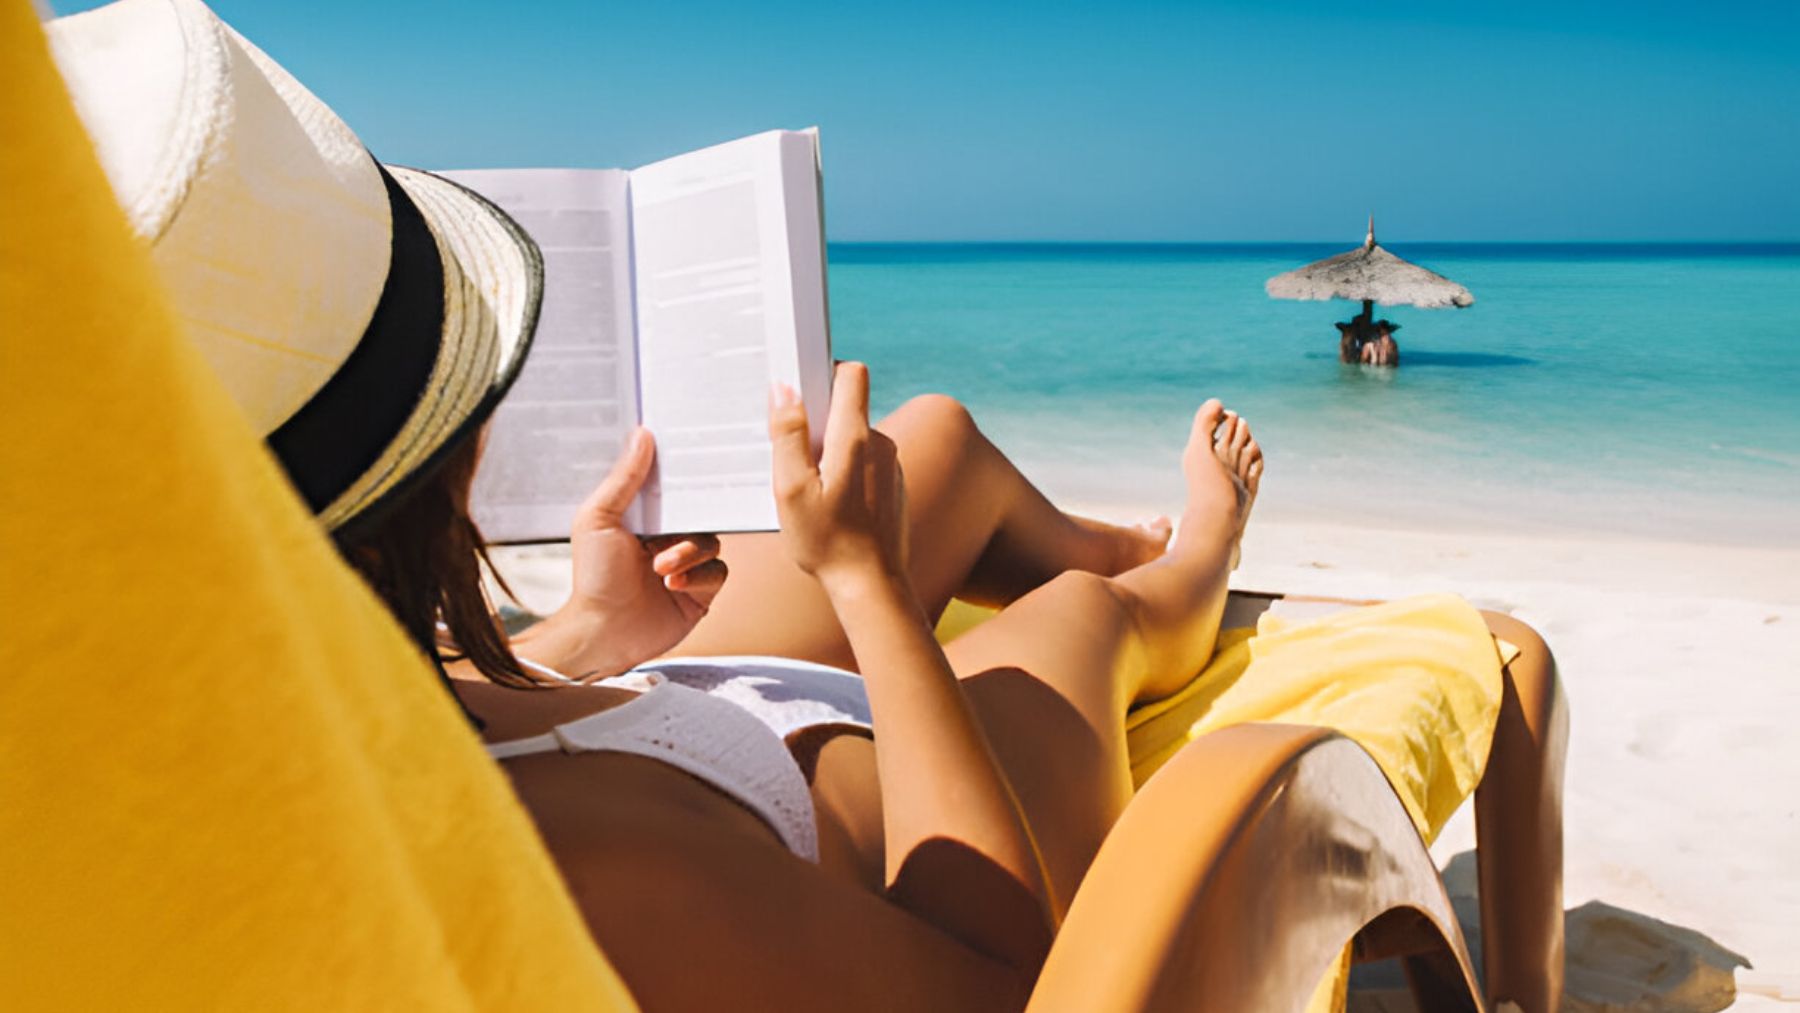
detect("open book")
[444,129,832,542]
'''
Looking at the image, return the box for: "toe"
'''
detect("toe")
[1229,418,1251,456]
[1191,400,1225,450]
[1215,418,1248,473]
[1197,399,1224,430]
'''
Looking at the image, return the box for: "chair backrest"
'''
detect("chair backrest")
[1027,725,1483,1012]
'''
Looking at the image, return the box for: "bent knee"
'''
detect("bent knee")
[883,393,979,444]
[1480,610,1566,728]
[1480,610,1552,668]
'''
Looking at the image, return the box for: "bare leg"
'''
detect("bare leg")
[668,394,1170,668]
[939,401,1262,904]
[1474,611,1569,1013]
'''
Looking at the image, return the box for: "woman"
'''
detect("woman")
[54,1,1563,1007]
[459,375,1562,1013]
[437,365,1267,1006]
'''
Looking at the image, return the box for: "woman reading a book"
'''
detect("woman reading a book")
[399,364,1293,1006]
[53,1,1564,1007]
[381,368,1562,1013]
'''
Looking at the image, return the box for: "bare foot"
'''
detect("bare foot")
[1175,400,1262,566]
[965,507,1173,609]
[1216,409,1263,556]
[1071,513,1173,575]
[1105,400,1262,697]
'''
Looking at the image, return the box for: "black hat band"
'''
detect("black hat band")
[266,163,445,516]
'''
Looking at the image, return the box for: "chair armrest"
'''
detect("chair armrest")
[1027,723,1483,1013]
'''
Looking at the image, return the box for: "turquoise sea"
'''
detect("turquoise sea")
[827,244,1800,546]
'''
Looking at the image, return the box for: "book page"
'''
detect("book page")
[440,168,640,542]
[628,130,831,535]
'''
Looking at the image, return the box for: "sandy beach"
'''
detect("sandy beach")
[492,509,1799,1010]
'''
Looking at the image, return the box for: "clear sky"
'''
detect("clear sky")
[50,0,1800,241]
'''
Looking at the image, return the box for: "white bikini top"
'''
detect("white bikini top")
[484,657,876,865]
[613,655,872,739]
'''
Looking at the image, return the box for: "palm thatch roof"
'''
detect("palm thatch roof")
[1266,219,1474,309]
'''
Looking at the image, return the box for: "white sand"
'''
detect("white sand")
[490,514,1799,1009]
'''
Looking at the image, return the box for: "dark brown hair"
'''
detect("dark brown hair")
[334,434,538,705]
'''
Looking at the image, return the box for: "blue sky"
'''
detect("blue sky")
[51,0,1800,241]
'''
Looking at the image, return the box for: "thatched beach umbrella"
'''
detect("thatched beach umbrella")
[1267,217,1474,311]
[1266,218,1473,364]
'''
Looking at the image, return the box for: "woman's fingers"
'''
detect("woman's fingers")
[649,534,722,577]
[866,429,900,490]
[820,361,870,483]
[866,429,909,566]
[769,381,817,503]
[665,558,728,597]
[577,427,655,528]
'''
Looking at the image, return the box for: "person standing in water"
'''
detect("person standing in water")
[1374,320,1402,366]
[1359,320,1402,367]
[1336,320,1366,363]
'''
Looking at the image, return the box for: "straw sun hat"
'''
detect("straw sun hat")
[47,0,541,534]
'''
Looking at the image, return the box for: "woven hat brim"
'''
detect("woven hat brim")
[317,167,543,535]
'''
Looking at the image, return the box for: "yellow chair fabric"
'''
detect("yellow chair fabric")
[1128,592,1506,842]
[0,6,635,1010]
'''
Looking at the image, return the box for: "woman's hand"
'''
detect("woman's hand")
[774,365,1057,966]
[769,362,907,593]
[521,428,727,681]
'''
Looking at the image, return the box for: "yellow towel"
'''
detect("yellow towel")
[1128,592,1506,842]
[0,8,635,1010]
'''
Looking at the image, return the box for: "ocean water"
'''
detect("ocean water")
[827,243,1800,546]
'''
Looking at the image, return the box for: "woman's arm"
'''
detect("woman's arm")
[770,364,1057,972]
